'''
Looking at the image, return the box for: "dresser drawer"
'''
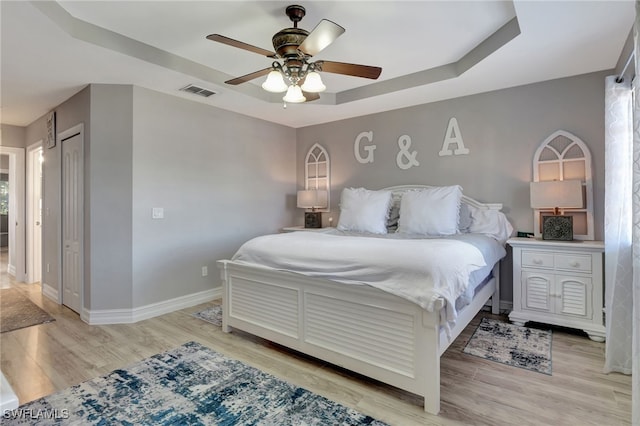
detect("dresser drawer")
[555,253,592,273]
[522,250,554,269]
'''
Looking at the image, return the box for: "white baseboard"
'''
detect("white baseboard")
[83,287,222,325]
[41,283,59,303]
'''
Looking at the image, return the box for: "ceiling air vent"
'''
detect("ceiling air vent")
[180,84,216,98]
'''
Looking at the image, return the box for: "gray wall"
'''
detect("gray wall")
[27,86,91,302]
[296,71,609,303]
[1,125,25,148]
[32,83,296,313]
[23,71,610,312]
[131,87,296,307]
[88,84,134,310]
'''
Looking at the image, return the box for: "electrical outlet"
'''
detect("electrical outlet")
[201,266,208,277]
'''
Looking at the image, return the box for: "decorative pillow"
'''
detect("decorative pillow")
[397,186,462,236]
[337,188,392,234]
[467,204,514,243]
[458,203,473,233]
[386,201,401,232]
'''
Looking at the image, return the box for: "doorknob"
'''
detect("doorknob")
[36,221,40,226]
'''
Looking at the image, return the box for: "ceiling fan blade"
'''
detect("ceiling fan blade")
[298,19,345,56]
[207,34,276,58]
[318,61,382,80]
[302,91,320,102]
[225,68,272,85]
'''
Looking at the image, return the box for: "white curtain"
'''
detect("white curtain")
[604,6,640,423]
[633,10,640,422]
[604,75,633,375]
[632,8,640,423]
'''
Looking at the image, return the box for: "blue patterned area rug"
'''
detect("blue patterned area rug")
[463,317,552,375]
[193,304,222,327]
[4,341,387,425]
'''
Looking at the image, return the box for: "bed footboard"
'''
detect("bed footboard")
[217,260,497,414]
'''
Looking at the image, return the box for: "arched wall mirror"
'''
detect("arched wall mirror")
[304,143,330,212]
[532,130,594,240]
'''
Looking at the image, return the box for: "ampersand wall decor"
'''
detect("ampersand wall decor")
[396,135,420,170]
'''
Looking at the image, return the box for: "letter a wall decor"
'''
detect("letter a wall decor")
[439,117,469,156]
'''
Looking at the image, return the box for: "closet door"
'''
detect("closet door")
[62,129,83,314]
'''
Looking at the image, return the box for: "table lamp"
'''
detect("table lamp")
[530,180,583,240]
[297,190,328,228]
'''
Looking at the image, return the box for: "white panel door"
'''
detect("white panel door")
[62,132,83,313]
[27,144,43,284]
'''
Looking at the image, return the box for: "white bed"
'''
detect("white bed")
[217,185,510,414]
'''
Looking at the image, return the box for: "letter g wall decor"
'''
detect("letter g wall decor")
[354,131,376,164]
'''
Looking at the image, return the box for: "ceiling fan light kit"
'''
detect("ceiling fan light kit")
[262,69,288,93]
[207,4,382,103]
[283,85,306,103]
[300,71,326,93]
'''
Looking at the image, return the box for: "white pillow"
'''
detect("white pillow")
[337,188,392,234]
[467,204,514,244]
[397,186,462,236]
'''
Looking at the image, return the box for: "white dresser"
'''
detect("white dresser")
[507,237,605,342]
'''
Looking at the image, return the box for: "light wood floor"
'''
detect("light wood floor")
[0,262,631,425]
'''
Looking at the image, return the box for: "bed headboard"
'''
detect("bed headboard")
[382,185,503,211]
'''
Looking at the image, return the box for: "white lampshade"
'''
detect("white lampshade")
[262,70,288,93]
[530,180,583,209]
[297,190,328,209]
[300,71,326,93]
[283,85,306,103]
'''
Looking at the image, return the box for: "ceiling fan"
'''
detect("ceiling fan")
[206,4,382,103]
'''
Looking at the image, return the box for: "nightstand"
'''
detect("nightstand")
[281,226,334,233]
[507,237,605,342]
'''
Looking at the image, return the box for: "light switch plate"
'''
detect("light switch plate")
[152,207,164,219]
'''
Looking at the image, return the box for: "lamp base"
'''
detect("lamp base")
[542,215,573,240]
[304,212,322,228]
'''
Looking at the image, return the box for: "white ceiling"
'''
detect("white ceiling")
[1,1,635,129]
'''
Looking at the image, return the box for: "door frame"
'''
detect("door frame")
[58,123,84,313]
[26,141,43,284]
[0,146,25,282]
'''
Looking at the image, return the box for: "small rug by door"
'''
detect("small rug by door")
[0,289,55,333]
[192,304,222,326]
[3,341,388,425]
[463,317,552,375]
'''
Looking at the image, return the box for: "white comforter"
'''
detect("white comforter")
[231,231,489,326]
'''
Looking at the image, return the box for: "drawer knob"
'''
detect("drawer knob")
[533,258,543,265]
[570,261,580,267]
